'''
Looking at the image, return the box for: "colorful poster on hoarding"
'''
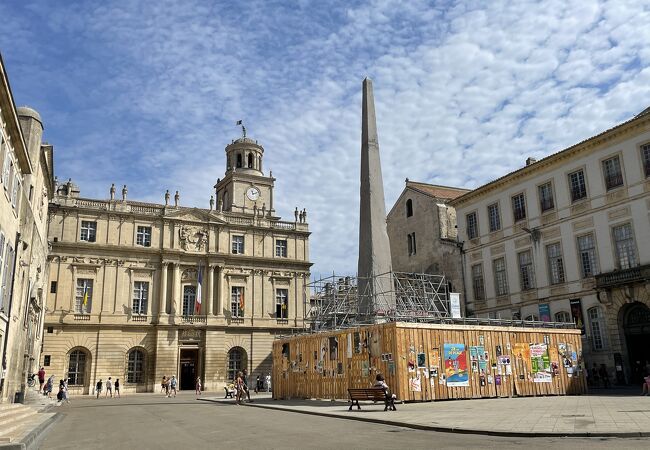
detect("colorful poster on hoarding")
[470,346,486,372]
[443,343,469,386]
[538,303,551,322]
[569,298,586,335]
[529,343,552,383]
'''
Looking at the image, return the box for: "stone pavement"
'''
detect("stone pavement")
[202,392,650,437]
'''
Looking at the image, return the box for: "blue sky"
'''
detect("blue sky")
[2,0,650,277]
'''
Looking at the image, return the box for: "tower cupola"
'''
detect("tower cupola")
[225,136,264,176]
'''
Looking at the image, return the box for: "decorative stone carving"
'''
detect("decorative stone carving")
[110,183,116,200]
[122,185,128,201]
[178,224,208,251]
[182,268,198,281]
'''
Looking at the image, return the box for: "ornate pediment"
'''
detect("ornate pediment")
[165,207,225,224]
[178,224,208,251]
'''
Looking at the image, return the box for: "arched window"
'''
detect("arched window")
[588,307,605,350]
[182,286,196,316]
[247,153,253,168]
[555,311,571,323]
[236,153,243,168]
[127,349,145,383]
[406,199,413,217]
[68,349,87,385]
[227,347,247,382]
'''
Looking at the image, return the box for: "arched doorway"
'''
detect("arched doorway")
[227,347,247,382]
[620,302,650,384]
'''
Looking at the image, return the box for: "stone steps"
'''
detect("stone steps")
[0,403,40,442]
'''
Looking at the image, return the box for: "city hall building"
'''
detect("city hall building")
[42,135,311,394]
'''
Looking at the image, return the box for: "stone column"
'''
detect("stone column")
[206,265,214,315]
[217,266,224,315]
[159,262,168,316]
[172,263,181,315]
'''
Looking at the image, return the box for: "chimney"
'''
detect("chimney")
[526,157,537,166]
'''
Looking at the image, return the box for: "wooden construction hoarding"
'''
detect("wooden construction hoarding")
[272,322,586,401]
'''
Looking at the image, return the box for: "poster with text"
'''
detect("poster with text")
[529,343,552,383]
[443,343,469,386]
[570,298,586,335]
[538,303,551,322]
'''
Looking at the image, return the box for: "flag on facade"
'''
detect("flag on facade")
[196,265,203,313]
[82,283,89,307]
[239,289,244,312]
[236,120,242,125]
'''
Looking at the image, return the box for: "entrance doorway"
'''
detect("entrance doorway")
[622,302,650,384]
[179,348,199,390]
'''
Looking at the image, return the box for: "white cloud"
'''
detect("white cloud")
[2,0,650,277]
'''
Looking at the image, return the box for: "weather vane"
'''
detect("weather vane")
[236,120,246,138]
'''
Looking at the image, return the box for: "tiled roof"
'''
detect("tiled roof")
[406,181,470,200]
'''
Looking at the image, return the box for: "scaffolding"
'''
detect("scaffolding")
[306,271,450,332]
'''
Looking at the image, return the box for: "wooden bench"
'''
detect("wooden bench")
[224,387,236,398]
[347,387,396,411]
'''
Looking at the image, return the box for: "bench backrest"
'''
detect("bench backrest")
[348,388,386,400]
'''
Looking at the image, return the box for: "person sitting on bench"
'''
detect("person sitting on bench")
[374,373,396,411]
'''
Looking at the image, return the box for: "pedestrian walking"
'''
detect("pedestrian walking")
[265,373,271,392]
[169,376,177,397]
[38,367,46,393]
[106,377,113,397]
[255,375,261,393]
[590,363,599,388]
[165,377,171,397]
[161,376,167,394]
[63,378,70,403]
[114,379,120,398]
[599,364,610,388]
[195,377,202,396]
[96,379,103,399]
[242,369,251,402]
[57,380,65,402]
[235,371,245,405]
[46,375,54,398]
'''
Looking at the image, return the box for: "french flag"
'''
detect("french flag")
[196,265,202,313]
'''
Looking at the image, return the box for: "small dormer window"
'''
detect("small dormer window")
[236,153,242,168]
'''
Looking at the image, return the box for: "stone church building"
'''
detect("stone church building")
[42,135,311,394]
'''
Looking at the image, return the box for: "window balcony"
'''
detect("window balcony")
[73,314,90,321]
[131,315,148,322]
[180,315,207,324]
[595,264,650,289]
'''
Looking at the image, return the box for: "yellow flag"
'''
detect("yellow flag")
[82,284,89,306]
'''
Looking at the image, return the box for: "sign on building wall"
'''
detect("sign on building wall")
[449,293,461,319]
[569,299,586,335]
[538,303,551,322]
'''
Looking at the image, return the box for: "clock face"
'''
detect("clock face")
[246,187,260,201]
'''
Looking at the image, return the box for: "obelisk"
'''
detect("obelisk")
[357,78,395,320]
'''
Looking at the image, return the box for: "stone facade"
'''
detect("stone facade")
[451,110,650,384]
[386,181,469,304]
[42,135,311,394]
[0,56,54,403]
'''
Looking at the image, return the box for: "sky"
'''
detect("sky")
[1,0,650,278]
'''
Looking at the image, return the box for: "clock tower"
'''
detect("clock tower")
[214,133,276,216]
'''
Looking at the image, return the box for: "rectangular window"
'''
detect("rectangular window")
[588,307,605,350]
[411,232,416,254]
[1,243,13,312]
[75,279,93,314]
[132,281,149,315]
[182,285,196,316]
[518,250,535,291]
[2,152,10,186]
[0,233,4,309]
[231,235,244,254]
[471,264,485,301]
[80,221,97,242]
[231,286,244,317]
[136,226,152,247]
[50,281,57,293]
[11,175,20,209]
[466,212,478,239]
[602,155,624,190]
[546,243,565,285]
[511,193,526,222]
[44,355,51,367]
[487,203,501,232]
[577,234,599,278]
[276,288,288,319]
[538,182,554,212]
[568,169,587,202]
[275,239,287,257]
[613,223,638,269]
[493,257,508,296]
[642,143,650,177]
